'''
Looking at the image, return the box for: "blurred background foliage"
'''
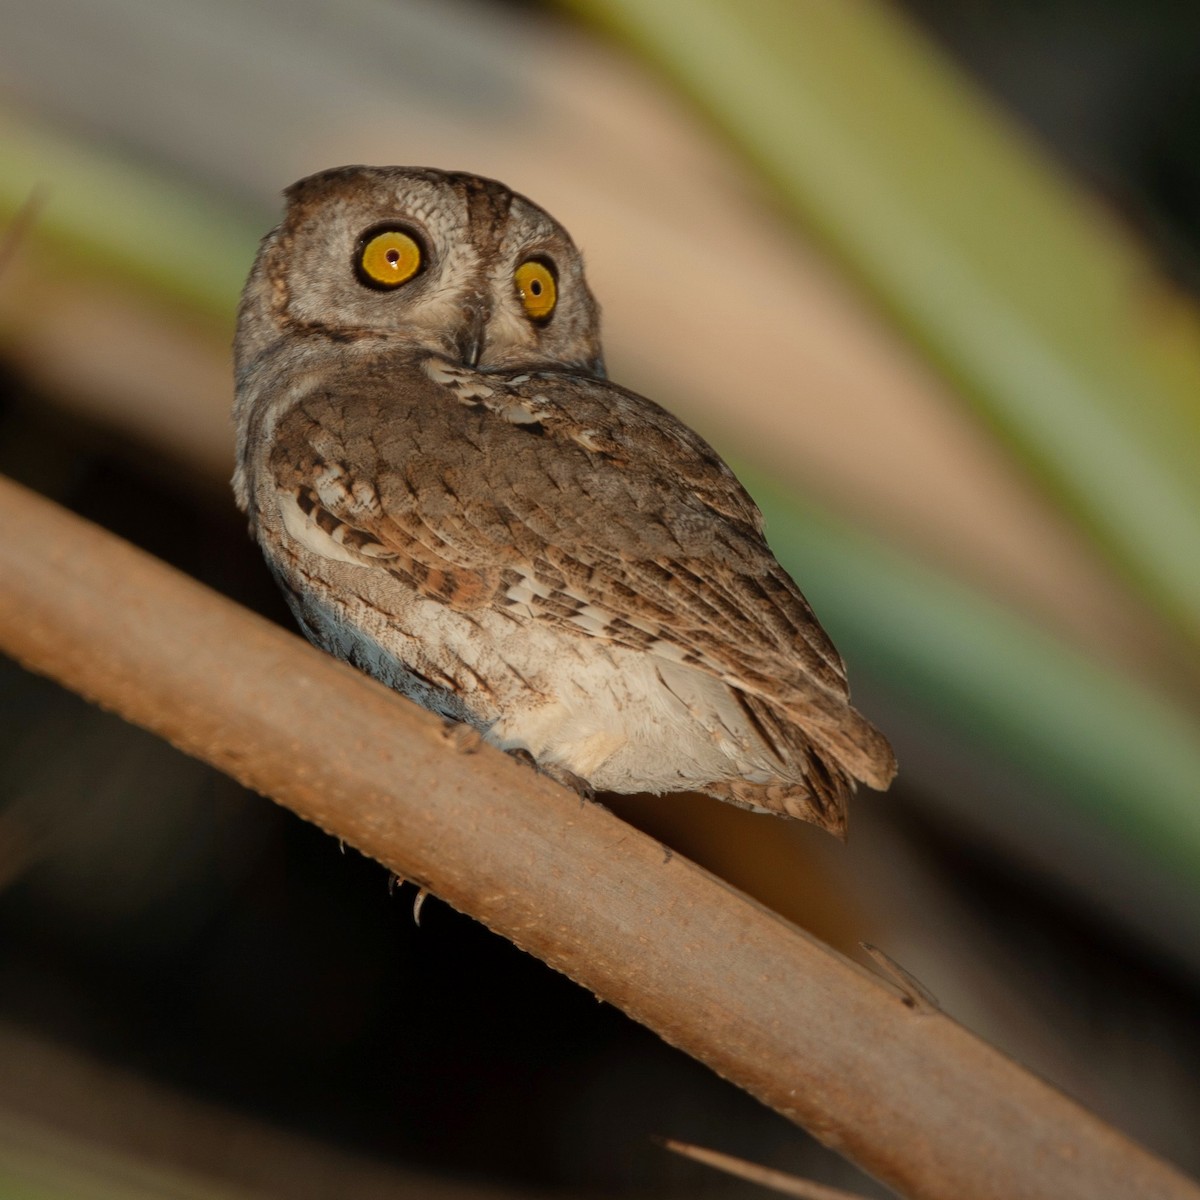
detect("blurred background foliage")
[0,0,1198,1197]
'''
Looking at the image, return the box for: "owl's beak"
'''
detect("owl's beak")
[457,300,487,367]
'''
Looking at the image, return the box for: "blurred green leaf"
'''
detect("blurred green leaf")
[0,1113,243,1200]
[747,470,1200,890]
[564,0,1200,649]
[0,109,261,325]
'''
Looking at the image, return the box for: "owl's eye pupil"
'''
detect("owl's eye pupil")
[530,280,542,296]
[386,249,400,265]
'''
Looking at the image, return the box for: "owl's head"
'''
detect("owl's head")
[236,165,605,378]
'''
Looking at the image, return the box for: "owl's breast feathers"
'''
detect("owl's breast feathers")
[255,348,895,828]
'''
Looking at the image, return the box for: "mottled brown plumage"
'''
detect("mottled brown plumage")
[233,165,895,833]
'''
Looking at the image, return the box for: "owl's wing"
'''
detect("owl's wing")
[268,355,893,791]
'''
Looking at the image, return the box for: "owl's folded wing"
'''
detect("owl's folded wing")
[267,363,893,788]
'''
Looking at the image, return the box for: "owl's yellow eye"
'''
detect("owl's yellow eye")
[514,258,557,321]
[357,226,422,289]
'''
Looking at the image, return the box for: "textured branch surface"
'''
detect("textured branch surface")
[0,473,1195,1200]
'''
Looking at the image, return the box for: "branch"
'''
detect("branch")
[0,473,1194,1200]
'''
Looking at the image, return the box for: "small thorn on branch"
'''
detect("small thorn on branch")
[658,1138,875,1200]
[861,942,940,1014]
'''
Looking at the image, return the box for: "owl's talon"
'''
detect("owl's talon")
[502,747,595,801]
[539,763,596,802]
[440,718,483,754]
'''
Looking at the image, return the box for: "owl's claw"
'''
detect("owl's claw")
[439,718,483,754]
[503,746,595,802]
[539,763,596,802]
[503,746,538,770]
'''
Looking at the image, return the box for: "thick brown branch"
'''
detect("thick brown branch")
[0,473,1194,1200]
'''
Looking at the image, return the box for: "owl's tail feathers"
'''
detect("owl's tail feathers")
[746,684,897,792]
[822,700,897,793]
[704,769,851,837]
[707,689,896,835]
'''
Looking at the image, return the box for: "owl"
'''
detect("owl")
[233,165,895,834]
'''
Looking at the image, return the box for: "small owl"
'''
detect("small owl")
[233,166,895,834]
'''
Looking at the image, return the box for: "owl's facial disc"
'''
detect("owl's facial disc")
[241,166,605,377]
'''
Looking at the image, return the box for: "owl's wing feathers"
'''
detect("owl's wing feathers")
[269,358,894,794]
